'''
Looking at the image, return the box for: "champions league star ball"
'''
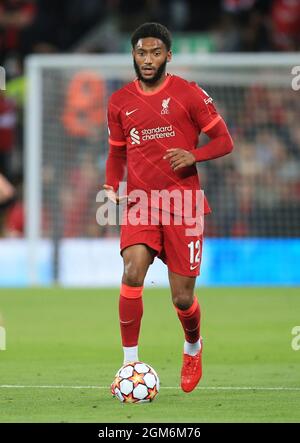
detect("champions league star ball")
[111,362,160,403]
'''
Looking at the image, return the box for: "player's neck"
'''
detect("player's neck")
[139,73,168,93]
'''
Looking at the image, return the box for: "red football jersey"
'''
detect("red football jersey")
[107,74,221,214]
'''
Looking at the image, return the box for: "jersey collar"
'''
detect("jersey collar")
[134,74,172,96]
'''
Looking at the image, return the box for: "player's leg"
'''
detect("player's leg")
[119,244,156,364]
[117,204,162,370]
[163,209,204,392]
[168,271,201,354]
[168,270,202,393]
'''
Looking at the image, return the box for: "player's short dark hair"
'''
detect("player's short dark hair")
[131,23,172,51]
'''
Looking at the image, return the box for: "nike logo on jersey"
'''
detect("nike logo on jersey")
[126,109,138,116]
[190,264,199,271]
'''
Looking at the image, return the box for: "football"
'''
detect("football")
[111,361,160,403]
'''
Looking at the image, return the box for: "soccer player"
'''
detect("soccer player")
[104,23,233,393]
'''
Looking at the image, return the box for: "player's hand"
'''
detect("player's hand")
[163,149,196,171]
[0,173,15,204]
[103,184,129,205]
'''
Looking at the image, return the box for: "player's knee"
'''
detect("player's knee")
[122,261,145,287]
[172,291,194,311]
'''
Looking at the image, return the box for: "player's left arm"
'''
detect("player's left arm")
[164,117,233,171]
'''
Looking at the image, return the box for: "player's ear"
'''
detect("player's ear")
[167,50,172,63]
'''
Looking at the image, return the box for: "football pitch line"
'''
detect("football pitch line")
[0,385,300,391]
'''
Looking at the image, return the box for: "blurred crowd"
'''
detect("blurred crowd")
[0,0,299,238]
[0,0,300,67]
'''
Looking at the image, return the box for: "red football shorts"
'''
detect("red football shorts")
[120,206,204,277]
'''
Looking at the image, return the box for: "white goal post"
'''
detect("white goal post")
[25,53,300,286]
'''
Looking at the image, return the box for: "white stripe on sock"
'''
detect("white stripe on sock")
[123,345,138,364]
[184,339,201,356]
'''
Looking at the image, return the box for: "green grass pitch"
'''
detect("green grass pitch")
[0,287,300,423]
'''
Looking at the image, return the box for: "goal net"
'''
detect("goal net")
[25,54,300,285]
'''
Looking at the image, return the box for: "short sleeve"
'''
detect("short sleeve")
[107,97,126,146]
[189,83,221,133]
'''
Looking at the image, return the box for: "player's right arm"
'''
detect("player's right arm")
[104,97,127,204]
[104,144,127,204]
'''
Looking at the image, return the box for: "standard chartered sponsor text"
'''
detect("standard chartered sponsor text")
[141,125,175,141]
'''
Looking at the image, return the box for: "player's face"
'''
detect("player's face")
[133,38,172,85]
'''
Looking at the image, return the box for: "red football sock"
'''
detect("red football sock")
[119,283,143,347]
[175,296,201,344]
